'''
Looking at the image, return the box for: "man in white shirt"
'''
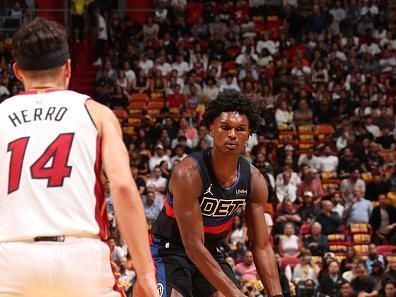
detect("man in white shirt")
[219,73,240,92]
[138,53,154,75]
[291,60,311,80]
[361,1,378,16]
[298,148,321,170]
[329,0,346,23]
[149,144,171,171]
[340,169,366,202]
[359,40,381,56]
[364,115,381,138]
[155,55,172,77]
[378,48,396,74]
[93,8,108,65]
[236,45,258,64]
[256,31,279,55]
[172,53,190,78]
[275,165,301,188]
[146,166,168,196]
[123,61,136,85]
[319,145,339,173]
[170,145,188,166]
[276,171,297,203]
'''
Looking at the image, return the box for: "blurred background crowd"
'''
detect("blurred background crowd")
[0,0,396,296]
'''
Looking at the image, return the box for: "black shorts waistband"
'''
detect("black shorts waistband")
[34,236,65,242]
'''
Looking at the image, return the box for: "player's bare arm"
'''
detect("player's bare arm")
[245,167,283,297]
[170,157,244,297]
[86,99,158,296]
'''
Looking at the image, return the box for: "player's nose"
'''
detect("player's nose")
[228,128,237,138]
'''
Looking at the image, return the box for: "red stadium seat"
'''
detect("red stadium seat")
[130,93,149,102]
[128,101,146,115]
[127,115,143,127]
[328,242,350,253]
[278,130,296,142]
[349,224,371,235]
[352,244,369,256]
[113,109,128,120]
[315,124,335,141]
[327,234,346,242]
[352,234,371,244]
[377,245,395,256]
[147,101,165,118]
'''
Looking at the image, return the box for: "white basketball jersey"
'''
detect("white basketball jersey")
[0,90,108,242]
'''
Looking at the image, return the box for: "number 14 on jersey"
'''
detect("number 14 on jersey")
[7,133,74,194]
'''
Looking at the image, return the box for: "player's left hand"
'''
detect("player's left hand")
[133,273,159,297]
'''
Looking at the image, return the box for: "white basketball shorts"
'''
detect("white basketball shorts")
[0,237,123,297]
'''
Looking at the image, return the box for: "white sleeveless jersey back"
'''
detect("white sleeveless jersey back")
[0,90,108,242]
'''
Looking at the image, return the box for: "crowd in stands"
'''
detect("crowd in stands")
[1,0,396,296]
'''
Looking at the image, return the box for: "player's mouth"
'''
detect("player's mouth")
[225,142,238,149]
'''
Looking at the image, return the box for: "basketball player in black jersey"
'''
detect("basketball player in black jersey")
[150,91,282,297]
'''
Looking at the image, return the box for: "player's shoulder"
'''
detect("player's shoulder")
[248,164,269,196]
[170,155,202,195]
[171,155,200,180]
[85,98,115,117]
[249,163,263,179]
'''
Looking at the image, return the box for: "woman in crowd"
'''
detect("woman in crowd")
[380,280,396,297]
[115,69,129,92]
[340,246,360,273]
[292,248,320,285]
[132,68,150,94]
[227,215,248,246]
[279,223,302,258]
[150,68,167,99]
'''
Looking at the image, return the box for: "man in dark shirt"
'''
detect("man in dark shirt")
[318,260,345,297]
[315,200,342,235]
[365,173,389,201]
[370,194,396,245]
[351,263,378,297]
[340,280,357,297]
[298,191,321,223]
[338,147,360,178]
[131,166,146,195]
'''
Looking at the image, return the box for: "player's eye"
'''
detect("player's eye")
[237,127,246,132]
[221,125,230,130]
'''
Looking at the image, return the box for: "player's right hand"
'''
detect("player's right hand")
[133,273,159,297]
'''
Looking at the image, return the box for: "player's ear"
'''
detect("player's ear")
[12,63,24,82]
[209,124,214,135]
[64,59,71,78]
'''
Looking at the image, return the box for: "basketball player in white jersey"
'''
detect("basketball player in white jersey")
[0,18,158,297]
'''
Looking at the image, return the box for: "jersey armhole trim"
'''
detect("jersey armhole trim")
[84,99,98,131]
[248,163,254,202]
[187,155,204,196]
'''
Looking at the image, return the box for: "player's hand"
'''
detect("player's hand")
[133,273,159,297]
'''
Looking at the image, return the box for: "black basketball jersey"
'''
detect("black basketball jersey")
[151,148,252,249]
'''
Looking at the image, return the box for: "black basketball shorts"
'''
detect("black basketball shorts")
[150,235,238,297]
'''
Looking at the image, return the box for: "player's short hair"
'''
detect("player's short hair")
[12,17,69,71]
[201,91,260,133]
